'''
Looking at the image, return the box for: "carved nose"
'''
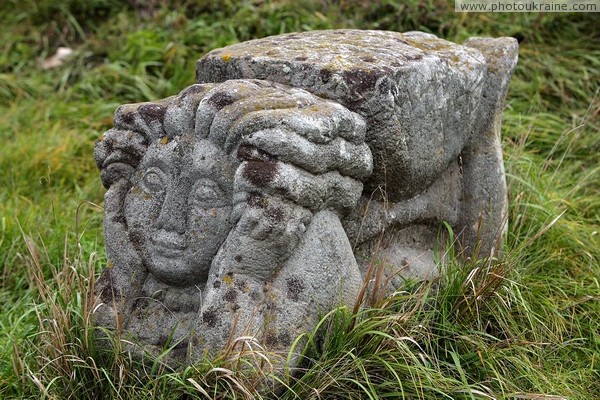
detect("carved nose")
[155,187,187,234]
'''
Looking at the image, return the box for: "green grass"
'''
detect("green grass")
[1,1,598,398]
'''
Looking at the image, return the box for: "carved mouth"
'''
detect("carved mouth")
[151,231,187,255]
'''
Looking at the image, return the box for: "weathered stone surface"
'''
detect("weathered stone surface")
[93,29,518,371]
[458,37,518,257]
[196,29,518,285]
[197,29,487,201]
[94,79,370,364]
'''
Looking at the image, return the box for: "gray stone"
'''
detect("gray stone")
[93,30,517,370]
[94,79,370,365]
[197,29,487,202]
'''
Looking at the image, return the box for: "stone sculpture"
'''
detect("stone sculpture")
[93,30,518,367]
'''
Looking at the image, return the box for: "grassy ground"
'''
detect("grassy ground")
[0,1,598,398]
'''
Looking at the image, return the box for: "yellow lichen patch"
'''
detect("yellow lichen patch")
[221,53,232,62]
[107,260,114,269]
[160,136,169,145]
[403,36,453,52]
[223,275,234,286]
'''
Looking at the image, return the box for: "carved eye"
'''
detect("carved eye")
[140,168,165,194]
[190,178,227,207]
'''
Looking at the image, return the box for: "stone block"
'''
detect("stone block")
[93,30,518,370]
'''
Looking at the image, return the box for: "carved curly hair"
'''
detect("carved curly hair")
[94,79,373,218]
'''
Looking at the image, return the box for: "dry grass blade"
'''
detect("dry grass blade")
[510,394,568,400]
[186,377,212,399]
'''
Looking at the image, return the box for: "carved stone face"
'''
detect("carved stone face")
[124,136,235,287]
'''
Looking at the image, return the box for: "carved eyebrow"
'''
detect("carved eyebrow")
[182,169,232,195]
[182,152,234,194]
[138,153,172,176]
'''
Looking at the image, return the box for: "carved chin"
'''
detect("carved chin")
[146,251,210,287]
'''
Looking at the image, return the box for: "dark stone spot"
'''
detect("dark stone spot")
[294,56,308,61]
[319,68,332,83]
[266,207,283,223]
[232,303,240,312]
[236,145,253,161]
[401,258,409,267]
[118,108,135,126]
[391,61,401,67]
[274,187,288,197]
[181,84,208,96]
[134,297,149,308]
[405,53,423,61]
[170,346,188,360]
[213,280,221,289]
[394,38,409,45]
[208,91,236,109]
[242,160,278,187]
[234,255,243,263]
[99,284,117,303]
[98,269,121,303]
[360,56,375,63]
[129,229,144,247]
[111,214,126,224]
[237,145,276,162]
[173,340,189,350]
[247,192,267,208]
[286,277,305,302]
[139,103,166,124]
[265,331,278,346]
[278,331,291,345]
[235,279,246,290]
[202,310,217,328]
[226,271,234,278]
[342,69,381,94]
[224,289,237,302]
[250,291,260,301]
[156,337,189,358]
[103,138,114,155]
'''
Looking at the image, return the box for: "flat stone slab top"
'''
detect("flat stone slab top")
[197,30,490,201]
[93,29,518,374]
